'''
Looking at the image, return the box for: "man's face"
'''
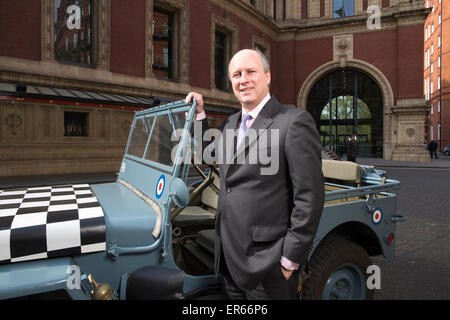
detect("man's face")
[228,50,271,111]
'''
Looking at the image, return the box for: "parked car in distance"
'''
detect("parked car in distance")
[444,146,450,156]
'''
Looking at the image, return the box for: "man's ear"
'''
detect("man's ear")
[266,71,271,86]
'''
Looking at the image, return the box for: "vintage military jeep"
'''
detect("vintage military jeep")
[0,100,403,300]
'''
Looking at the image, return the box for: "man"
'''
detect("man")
[185,49,324,299]
[428,140,438,159]
[347,134,357,162]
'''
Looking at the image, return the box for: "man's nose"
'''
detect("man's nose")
[240,72,249,83]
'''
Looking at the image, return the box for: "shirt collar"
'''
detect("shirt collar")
[242,93,271,120]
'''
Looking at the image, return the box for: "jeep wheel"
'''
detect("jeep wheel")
[301,238,374,300]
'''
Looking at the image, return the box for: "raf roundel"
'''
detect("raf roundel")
[155,175,165,199]
[372,208,383,225]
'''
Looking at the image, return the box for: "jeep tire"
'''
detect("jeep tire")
[301,238,374,300]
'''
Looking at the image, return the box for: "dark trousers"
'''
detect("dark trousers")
[429,150,438,158]
[219,251,299,300]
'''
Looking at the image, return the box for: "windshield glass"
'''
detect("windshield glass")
[126,111,186,167]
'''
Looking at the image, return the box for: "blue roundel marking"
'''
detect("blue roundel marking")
[155,175,165,199]
[372,208,383,225]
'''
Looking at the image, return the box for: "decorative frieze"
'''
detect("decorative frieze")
[333,34,353,67]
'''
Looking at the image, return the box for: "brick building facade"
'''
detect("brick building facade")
[424,0,449,151]
[0,0,430,176]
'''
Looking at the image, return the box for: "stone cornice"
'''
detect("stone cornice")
[0,59,240,109]
[277,5,429,41]
[209,0,428,41]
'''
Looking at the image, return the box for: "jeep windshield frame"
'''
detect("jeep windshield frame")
[123,100,197,178]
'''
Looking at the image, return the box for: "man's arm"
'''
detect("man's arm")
[185,92,215,165]
[282,110,325,268]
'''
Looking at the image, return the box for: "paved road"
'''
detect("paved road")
[372,166,450,300]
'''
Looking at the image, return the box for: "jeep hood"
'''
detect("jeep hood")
[91,181,161,250]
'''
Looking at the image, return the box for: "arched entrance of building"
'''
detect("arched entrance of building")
[306,68,384,158]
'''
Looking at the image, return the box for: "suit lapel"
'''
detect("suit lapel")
[221,111,241,179]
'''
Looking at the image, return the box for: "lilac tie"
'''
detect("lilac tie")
[236,113,252,151]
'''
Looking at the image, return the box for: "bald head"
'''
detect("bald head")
[227,49,271,112]
[228,49,269,78]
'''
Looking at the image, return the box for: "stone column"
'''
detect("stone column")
[324,0,333,17]
[390,100,431,162]
[354,0,364,15]
[368,0,381,7]
[308,0,320,18]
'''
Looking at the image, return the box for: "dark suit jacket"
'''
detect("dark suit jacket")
[203,97,324,291]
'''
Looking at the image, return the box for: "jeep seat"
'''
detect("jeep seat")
[195,229,215,255]
[322,159,362,186]
[172,206,215,228]
[172,170,219,229]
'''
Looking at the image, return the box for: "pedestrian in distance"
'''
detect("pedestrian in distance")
[429,140,438,159]
[347,134,357,162]
[185,49,324,300]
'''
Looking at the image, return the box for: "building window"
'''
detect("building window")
[333,0,354,18]
[64,112,88,137]
[74,32,78,49]
[211,15,238,91]
[215,30,229,91]
[255,44,268,58]
[438,100,441,112]
[153,7,174,79]
[54,0,93,66]
[253,36,270,71]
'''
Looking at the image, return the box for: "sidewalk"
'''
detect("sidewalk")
[356,152,450,169]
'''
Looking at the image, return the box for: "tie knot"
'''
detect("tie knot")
[236,113,252,150]
[242,113,252,124]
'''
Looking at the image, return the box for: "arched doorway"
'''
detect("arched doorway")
[307,68,384,158]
